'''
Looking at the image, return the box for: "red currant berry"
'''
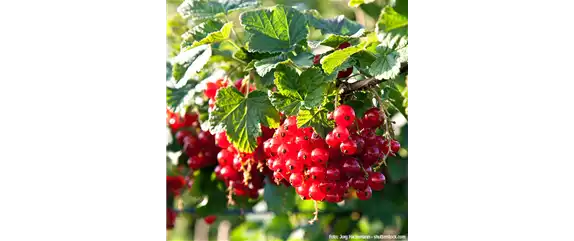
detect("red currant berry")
[197,131,214,145]
[356,186,372,200]
[368,172,386,190]
[297,149,312,166]
[204,215,217,225]
[325,132,341,147]
[325,193,343,203]
[340,140,358,155]
[286,158,303,173]
[296,181,311,198]
[333,126,350,141]
[273,171,285,182]
[350,177,368,190]
[309,183,326,201]
[390,140,401,153]
[215,131,230,149]
[342,157,361,176]
[217,149,234,166]
[362,108,384,129]
[361,146,381,167]
[204,82,219,100]
[350,134,366,154]
[337,67,353,79]
[282,116,298,134]
[313,54,321,65]
[325,166,341,181]
[337,42,351,49]
[334,105,356,128]
[289,172,304,187]
[220,165,239,180]
[311,148,329,165]
[175,130,191,144]
[309,166,326,181]
[183,113,198,128]
[359,128,376,143]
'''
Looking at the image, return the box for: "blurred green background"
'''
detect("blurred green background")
[166,0,407,240]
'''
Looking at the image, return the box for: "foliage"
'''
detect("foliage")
[166,0,408,240]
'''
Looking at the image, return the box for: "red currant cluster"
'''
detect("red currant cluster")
[213,129,274,202]
[262,105,401,203]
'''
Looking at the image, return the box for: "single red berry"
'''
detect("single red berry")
[167,176,186,196]
[309,183,326,201]
[220,165,239,180]
[286,158,303,173]
[337,67,353,79]
[204,82,219,100]
[297,149,312,166]
[342,157,361,177]
[311,148,329,165]
[334,105,356,128]
[340,140,358,155]
[333,126,350,142]
[350,177,368,190]
[325,166,341,181]
[183,112,199,128]
[296,181,311,198]
[361,146,381,167]
[215,131,230,149]
[289,172,304,187]
[187,155,205,169]
[313,54,321,65]
[282,116,298,134]
[217,149,234,166]
[356,186,372,200]
[350,134,366,154]
[197,131,214,145]
[309,166,326,181]
[337,42,351,49]
[325,132,341,147]
[362,108,384,129]
[175,130,191,144]
[325,193,343,203]
[204,215,217,225]
[295,133,312,149]
[368,172,386,190]
[391,140,401,153]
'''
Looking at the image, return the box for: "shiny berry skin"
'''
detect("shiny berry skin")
[390,140,401,153]
[340,140,357,155]
[337,180,351,193]
[296,181,311,198]
[325,132,341,147]
[295,134,311,148]
[309,183,326,201]
[297,149,312,166]
[342,157,362,176]
[325,166,341,181]
[337,42,351,49]
[286,158,303,173]
[197,131,214,145]
[362,108,384,129]
[215,131,230,149]
[309,166,326,181]
[356,186,372,200]
[350,177,368,190]
[325,193,343,203]
[289,172,304,187]
[310,133,327,149]
[361,146,381,167]
[350,135,366,154]
[167,176,186,196]
[204,215,217,225]
[273,171,285,181]
[187,155,205,169]
[175,130,191,144]
[334,105,356,127]
[368,172,386,190]
[359,128,377,143]
[311,148,329,165]
[333,126,350,141]
[282,116,298,134]
[337,67,353,79]
[313,54,321,65]
[220,165,239,180]
[217,149,234,166]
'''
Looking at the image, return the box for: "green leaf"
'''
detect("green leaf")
[306,13,364,36]
[359,3,383,20]
[209,87,280,152]
[240,5,309,53]
[265,215,293,240]
[288,51,315,68]
[166,81,198,112]
[369,45,401,79]
[379,33,408,63]
[254,54,288,77]
[178,0,259,21]
[320,42,366,74]
[377,6,408,34]
[183,21,233,48]
[166,62,172,81]
[269,65,329,115]
[297,108,332,138]
[172,44,212,81]
[320,34,359,48]
[394,0,408,17]
[348,0,375,7]
[264,182,296,213]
